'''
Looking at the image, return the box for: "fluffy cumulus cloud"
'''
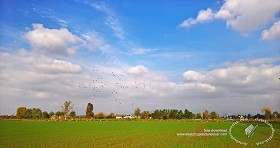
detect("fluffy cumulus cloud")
[179,8,214,27]
[180,0,280,37]
[182,59,280,113]
[24,24,82,56]
[183,71,204,81]
[0,50,89,114]
[1,50,279,115]
[127,65,149,75]
[261,21,280,40]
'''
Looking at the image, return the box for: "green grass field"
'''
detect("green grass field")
[0,120,279,147]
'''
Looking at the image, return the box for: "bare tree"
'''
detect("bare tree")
[61,101,74,119]
[134,107,141,118]
[261,107,272,119]
[203,109,209,119]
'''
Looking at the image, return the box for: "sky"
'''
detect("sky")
[0,0,280,116]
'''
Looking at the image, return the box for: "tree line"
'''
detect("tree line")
[15,101,76,119]
[0,101,278,120]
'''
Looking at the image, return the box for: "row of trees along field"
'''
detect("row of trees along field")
[15,101,76,119]
[2,101,278,120]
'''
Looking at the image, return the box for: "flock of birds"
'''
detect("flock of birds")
[74,66,148,111]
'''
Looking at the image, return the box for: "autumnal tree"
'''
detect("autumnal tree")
[261,107,272,119]
[86,103,94,118]
[134,107,141,118]
[116,114,124,118]
[16,107,27,119]
[96,112,105,119]
[61,101,74,119]
[203,109,209,119]
[142,111,150,119]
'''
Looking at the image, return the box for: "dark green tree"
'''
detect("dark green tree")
[55,111,63,117]
[152,109,161,119]
[49,111,55,117]
[176,110,184,119]
[42,111,50,119]
[86,103,94,118]
[25,109,32,119]
[184,109,194,119]
[107,112,115,118]
[196,112,202,119]
[209,111,217,120]
[69,111,76,118]
[31,108,42,119]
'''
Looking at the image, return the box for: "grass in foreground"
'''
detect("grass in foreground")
[0,120,279,148]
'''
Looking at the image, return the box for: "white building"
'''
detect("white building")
[123,115,133,119]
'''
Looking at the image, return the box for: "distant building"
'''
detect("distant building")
[123,115,133,119]
[116,116,122,119]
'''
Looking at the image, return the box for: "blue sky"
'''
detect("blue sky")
[0,0,279,115]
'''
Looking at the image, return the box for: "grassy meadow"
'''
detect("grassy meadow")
[0,120,279,147]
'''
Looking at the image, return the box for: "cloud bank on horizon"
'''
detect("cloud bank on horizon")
[0,0,279,115]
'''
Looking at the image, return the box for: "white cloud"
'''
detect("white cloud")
[183,71,204,81]
[127,65,149,75]
[0,51,89,114]
[35,59,81,74]
[196,8,214,22]
[0,49,279,115]
[261,21,280,40]
[179,8,214,27]
[180,0,280,35]
[24,24,82,56]
[248,57,280,65]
